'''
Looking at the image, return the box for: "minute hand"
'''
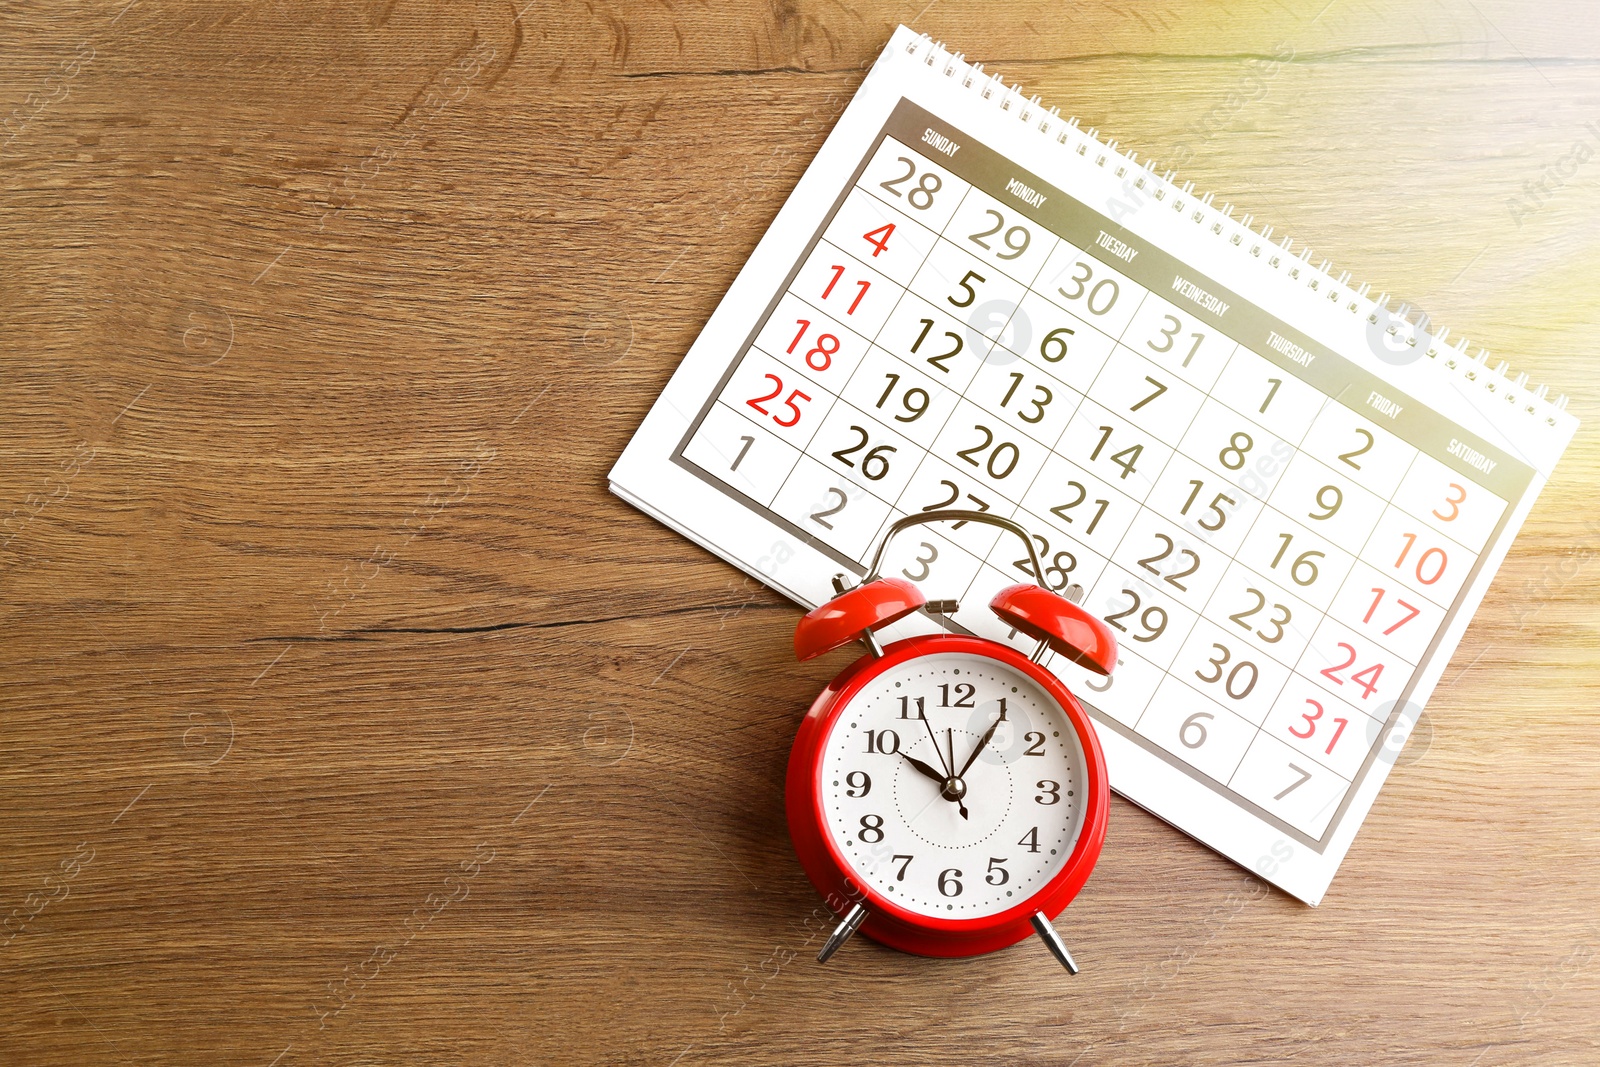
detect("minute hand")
[957,711,1006,778]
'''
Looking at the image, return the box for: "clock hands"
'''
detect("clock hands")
[957,703,1006,779]
[916,710,952,778]
[899,729,970,820]
[898,724,964,826]
[908,711,967,818]
[921,706,1012,822]
[946,782,970,822]
[905,699,1009,822]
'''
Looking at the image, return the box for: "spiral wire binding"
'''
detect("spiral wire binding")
[897,33,1569,429]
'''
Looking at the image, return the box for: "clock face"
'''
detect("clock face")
[817,652,1089,920]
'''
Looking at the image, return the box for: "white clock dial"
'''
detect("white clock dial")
[818,652,1089,918]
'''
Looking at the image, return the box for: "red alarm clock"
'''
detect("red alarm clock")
[786,510,1116,972]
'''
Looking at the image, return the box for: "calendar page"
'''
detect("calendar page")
[610,27,1578,904]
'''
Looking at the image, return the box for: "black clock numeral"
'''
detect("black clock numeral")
[844,771,871,798]
[858,814,884,843]
[937,868,964,897]
[892,854,913,881]
[938,683,975,708]
[863,729,900,755]
[985,858,1010,886]
[1035,780,1062,805]
[1019,827,1041,853]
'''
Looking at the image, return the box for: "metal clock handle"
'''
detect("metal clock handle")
[863,509,1044,587]
[863,509,1081,663]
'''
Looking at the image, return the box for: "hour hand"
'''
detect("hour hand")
[900,752,946,786]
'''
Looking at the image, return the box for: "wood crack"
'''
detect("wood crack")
[615,50,1600,79]
[245,601,790,642]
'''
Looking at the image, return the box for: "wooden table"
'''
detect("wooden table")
[3,2,1597,1063]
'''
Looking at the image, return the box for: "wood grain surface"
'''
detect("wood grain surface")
[3,2,1598,1064]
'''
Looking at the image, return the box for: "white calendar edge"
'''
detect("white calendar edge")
[609,27,1582,905]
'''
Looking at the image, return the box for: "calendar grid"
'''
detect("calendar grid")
[1350,452,1418,564]
[864,184,1104,591]
[1149,387,1433,808]
[846,187,990,545]
[1007,298,1160,496]
[665,96,1541,852]
[716,397,810,501]
[1168,412,1406,796]
[1306,449,1424,671]
[766,187,973,531]
[1023,297,1218,743]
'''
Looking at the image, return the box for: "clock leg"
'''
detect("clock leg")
[816,902,869,964]
[1030,912,1080,975]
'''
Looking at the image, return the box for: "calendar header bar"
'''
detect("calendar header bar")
[886,100,1533,500]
